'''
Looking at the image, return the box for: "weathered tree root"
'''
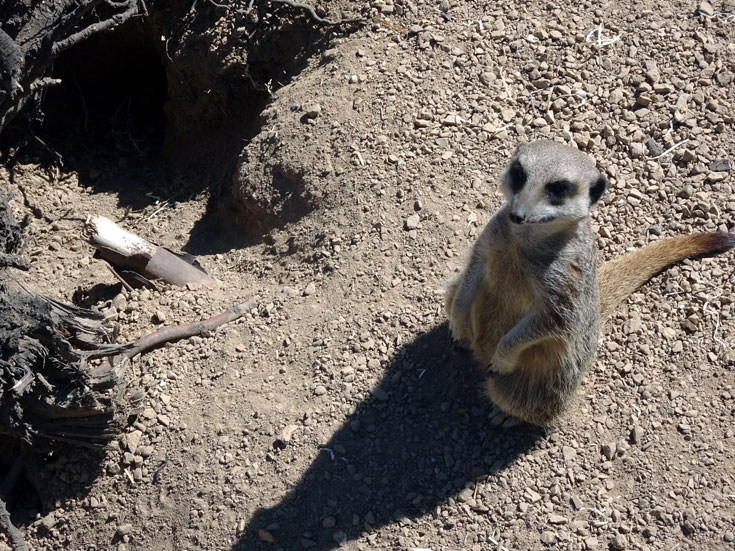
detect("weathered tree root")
[91,300,256,381]
[269,0,364,25]
[0,495,28,551]
[51,0,143,56]
[0,452,27,551]
[0,0,146,135]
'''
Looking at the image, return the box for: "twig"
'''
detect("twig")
[105,263,135,293]
[544,85,555,116]
[28,77,62,92]
[487,529,510,551]
[557,91,587,108]
[499,69,512,99]
[584,22,621,47]
[697,280,728,355]
[94,301,256,372]
[664,118,674,136]
[703,294,727,354]
[52,0,142,55]
[0,495,28,551]
[269,0,363,25]
[579,506,610,527]
[145,200,173,220]
[698,10,735,23]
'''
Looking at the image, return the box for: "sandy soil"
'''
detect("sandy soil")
[1,1,734,550]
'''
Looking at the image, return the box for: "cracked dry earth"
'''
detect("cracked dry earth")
[2,0,735,550]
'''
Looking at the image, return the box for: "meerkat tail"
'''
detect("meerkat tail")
[598,231,735,321]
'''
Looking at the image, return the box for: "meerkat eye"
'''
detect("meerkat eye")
[545,180,576,205]
[508,162,527,193]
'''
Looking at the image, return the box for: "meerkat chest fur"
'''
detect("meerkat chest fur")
[445,140,608,426]
[469,208,600,368]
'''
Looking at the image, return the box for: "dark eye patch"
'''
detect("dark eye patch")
[589,175,607,205]
[545,180,576,205]
[508,162,526,193]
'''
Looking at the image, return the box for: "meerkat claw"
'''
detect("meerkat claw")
[501,415,521,428]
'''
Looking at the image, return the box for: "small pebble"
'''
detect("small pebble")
[322,516,336,528]
[708,159,730,172]
[549,514,568,524]
[116,524,133,537]
[304,104,321,118]
[612,534,627,550]
[258,529,276,543]
[540,531,556,544]
[405,214,420,230]
[370,387,389,401]
[601,442,616,460]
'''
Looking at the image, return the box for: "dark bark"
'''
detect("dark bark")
[0,0,144,135]
[0,191,141,450]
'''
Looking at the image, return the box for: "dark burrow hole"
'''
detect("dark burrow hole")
[21,8,341,253]
[40,20,167,158]
[31,16,274,251]
[0,458,42,527]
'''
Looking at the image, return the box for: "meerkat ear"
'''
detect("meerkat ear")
[589,175,607,205]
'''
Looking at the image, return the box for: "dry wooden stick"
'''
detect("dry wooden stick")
[269,0,364,25]
[92,301,255,377]
[52,0,142,55]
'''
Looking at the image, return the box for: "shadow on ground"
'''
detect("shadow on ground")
[236,322,545,550]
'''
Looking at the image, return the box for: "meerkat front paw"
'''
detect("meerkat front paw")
[449,336,470,355]
[448,318,470,344]
[490,351,516,374]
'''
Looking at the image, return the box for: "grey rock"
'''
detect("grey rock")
[709,159,730,172]
[677,185,695,199]
[116,524,133,537]
[405,214,421,230]
[370,387,389,401]
[645,139,663,157]
[601,442,616,460]
[304,104,322,118]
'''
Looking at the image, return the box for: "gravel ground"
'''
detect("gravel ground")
[1,1,734,550]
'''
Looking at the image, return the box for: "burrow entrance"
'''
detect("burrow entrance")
[40,20,167,158]
[23,4,344,244]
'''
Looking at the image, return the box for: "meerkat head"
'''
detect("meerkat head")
[500,140,607,227]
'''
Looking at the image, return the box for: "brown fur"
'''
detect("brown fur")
[446,140,735,427]
[599,231,735,320]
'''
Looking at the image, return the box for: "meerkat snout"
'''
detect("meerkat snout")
[508,212,524,224]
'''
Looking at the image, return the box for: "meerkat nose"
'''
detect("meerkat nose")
[509,212,524,224]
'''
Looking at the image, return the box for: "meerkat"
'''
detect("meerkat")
[445,140,734,427]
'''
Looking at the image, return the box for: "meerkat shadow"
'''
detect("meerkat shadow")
[236,321,545,551]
